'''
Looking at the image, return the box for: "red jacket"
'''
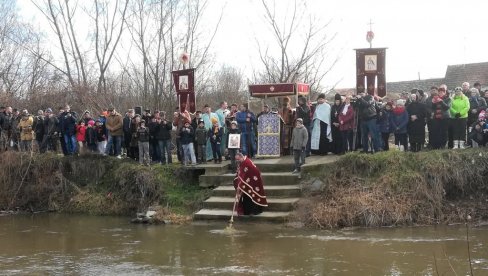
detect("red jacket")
[76,125,86,142]
[338,104,355,131]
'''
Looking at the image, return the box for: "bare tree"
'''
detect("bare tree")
[92,0,129,94]
[254,0,338,97]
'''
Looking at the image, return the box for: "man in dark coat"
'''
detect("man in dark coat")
[407,94,428,152]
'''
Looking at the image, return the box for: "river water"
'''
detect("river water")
[0,214,487,275]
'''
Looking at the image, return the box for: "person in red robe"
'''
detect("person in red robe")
[233,153,268,215]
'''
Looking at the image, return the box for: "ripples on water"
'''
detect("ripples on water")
[0,214,487,275]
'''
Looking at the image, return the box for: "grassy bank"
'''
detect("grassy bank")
[0,151,211,221]
[296,149,488,229]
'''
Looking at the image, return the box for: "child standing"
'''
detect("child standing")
[95,119,107,154]
[195,120,207,164]
[180,120,196,166]
[291,118,308,175]
[227,121,241,172]
[208,117,223,163]
[137,120,150,165]
[76,121,86,154]
[85,120,98,152]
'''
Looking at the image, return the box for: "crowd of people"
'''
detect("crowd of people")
[0,81,486,172]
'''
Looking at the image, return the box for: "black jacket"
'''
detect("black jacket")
[356,95,379,121]
[179,126,194,144]
[155,121,172,141]
[296,104,311,126]
[137,126,150,142]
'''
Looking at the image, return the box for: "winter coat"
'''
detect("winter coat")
[33,116,45,139]
[95,125,107,142]
[106,112,123,136]
[389,107,409,134]
[407,101,428,143]
[377,108,392,133]
[296,104,311,126]
[123,116,132,134]
[76,125,86,142]
[356,95,379,121]
[44,116,59,136]
[236,111,256,134]
[195,126,208,145]
[208,126,223,144]
[338,104,355,131]
[450,94,470,119]
[431,96,451,120]
[137,126,150,143]
[85,126,97,146]
[155,120,172,141]
[179,126,195,145]
[0,112,13,131]
[59,111,77,135]
[18,116,34,141]
[291,125,309,149]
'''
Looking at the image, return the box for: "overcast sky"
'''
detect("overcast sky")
[18,0,488,89]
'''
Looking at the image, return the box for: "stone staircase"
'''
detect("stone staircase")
[193,159,301,222]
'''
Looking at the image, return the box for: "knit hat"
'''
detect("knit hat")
[211,117,218,124]
[396,99,405,106]
[88,120,95,127]
[296,118,303,124]
[198,120,204,125]
[231,121,238,126]
[334,93,342,101]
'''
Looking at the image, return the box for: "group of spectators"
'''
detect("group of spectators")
[325,81,488,154]
[0,81,486,170]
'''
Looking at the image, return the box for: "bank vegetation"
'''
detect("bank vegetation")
[295,149,488,229]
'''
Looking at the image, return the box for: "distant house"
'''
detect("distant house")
[388,62,488,93]
[334,62,488,95]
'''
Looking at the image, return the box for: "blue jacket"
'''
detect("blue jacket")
[389,108,409,134]
[235,111,256,134]
[377,108,392,133]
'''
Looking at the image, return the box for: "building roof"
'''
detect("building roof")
[339,61,488,94]
[443,62,488,90]
[387,78,445,93]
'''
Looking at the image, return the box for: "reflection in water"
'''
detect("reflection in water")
[0,214,487,275]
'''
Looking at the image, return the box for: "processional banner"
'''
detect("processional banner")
[257,113,281,158]
[172,68,196,113]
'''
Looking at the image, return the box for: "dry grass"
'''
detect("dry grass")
[296,149,488,229]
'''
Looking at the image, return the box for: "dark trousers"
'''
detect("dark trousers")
[158,139,172,164]
[59,134,67,155]
[305,124,312,156]
[176,138,183,162]
[41,135,57,153]
[228,148,237,171]
[293,149,306,171]
[381,132,390,151]
[211,142,222,162]
[341,129,354,152]
[360,118,381,152]
[452,118,467,141]
[394,133,408,150]
[197,144,206,163]
[448,119,454,148]
[410,142,422,152]
[430,119,448,149]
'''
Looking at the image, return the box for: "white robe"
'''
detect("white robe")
[311,102,332,150]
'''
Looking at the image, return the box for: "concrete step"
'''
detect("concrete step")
[211,185,301,197]
[203,197,299,212]
[199,172,299,187]
[193,209,291,222]
[192,162,229,175]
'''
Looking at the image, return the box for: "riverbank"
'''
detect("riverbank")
[0,151,210,223]
[2,149,488,229]
[295,149,488,229]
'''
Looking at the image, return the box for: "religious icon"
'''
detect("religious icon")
[179,75,189,90]
[228,134,241,149]
[365,55,377,72]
